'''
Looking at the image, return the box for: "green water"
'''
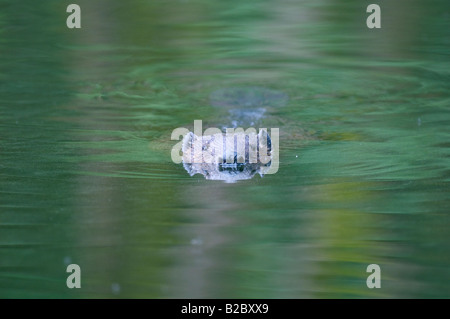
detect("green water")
[1,0,449,298]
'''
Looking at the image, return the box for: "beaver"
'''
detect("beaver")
[180,87,286,182]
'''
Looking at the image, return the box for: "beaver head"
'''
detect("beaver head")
[181,129,272,182]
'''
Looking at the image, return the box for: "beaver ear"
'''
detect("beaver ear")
[258,129,271,150]
[182,132,196,152]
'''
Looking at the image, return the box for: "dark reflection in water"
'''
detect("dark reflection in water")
[0,0,449,298]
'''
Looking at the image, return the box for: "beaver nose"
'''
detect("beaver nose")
[221,152,238,164]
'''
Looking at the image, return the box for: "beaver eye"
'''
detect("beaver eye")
[202,145,207,151]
